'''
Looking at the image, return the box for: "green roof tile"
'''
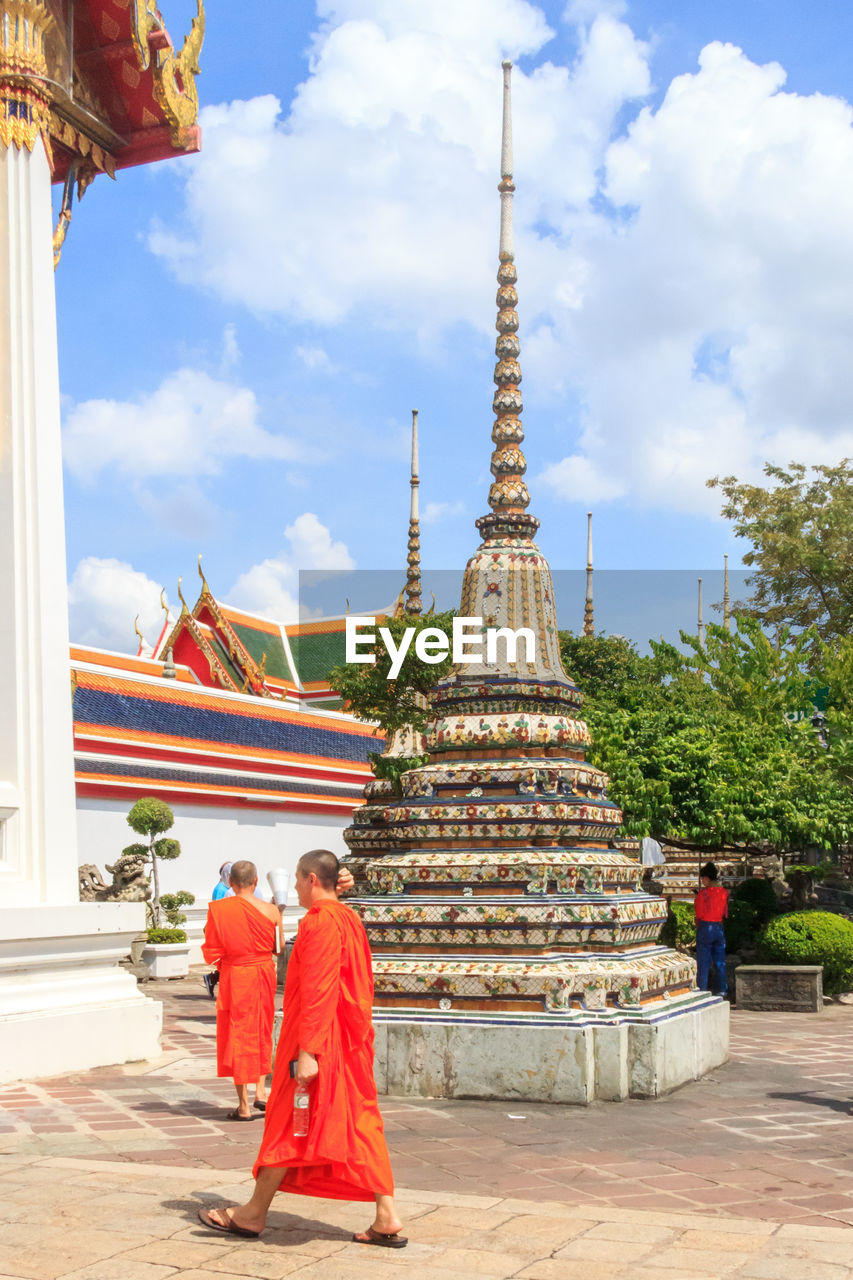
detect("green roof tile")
[230,623,291,682]
[288,629,347,686]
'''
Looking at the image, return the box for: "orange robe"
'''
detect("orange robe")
[253,897,394,1202]
[202,896,277,1085]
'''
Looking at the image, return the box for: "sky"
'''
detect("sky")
[56,0,853,651]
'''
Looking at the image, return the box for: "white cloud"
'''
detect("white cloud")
[539,454,626,503]
[227,513,355,619]
[149,4,853,514]
[63,367,300,480]
[563,0,626,21]
[148,3,649,334]
[134,481,221,541]
[296,345,335,373]
[69,557,167,652]
[533,40,853,512]
[421,499,467,524]
[221,323,241,371]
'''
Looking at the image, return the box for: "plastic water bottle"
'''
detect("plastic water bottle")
[293,1082,310,1136]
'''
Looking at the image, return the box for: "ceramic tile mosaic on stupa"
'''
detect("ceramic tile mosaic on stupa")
[342,63,714,1035]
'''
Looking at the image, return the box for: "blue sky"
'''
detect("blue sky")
[57,1,853,650]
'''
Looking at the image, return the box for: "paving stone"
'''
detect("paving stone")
[581,1221,677,1244]
[55,1263,177,1280]
[552,1236,654,1263]
[250,1230,350,1258]
[677,1228,773,1252]
[226,1258,454,1280]
[645,1245,751,1272]
[777,1223,853,1240]
[414,1205,515,1231]
[483,1213,590,1247]
[427,1246,533,1276]
[120,1242,233,1267]
[196,1248,326,1278]
[763,1237,853,1265]
[0,1225,158,1279]
[737,1256,851,1280]
[518,1261,630,1280]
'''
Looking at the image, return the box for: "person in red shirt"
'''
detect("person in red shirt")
[694,861,729,997]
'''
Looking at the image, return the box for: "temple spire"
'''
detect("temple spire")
[583,511,594,636]
[479,60,535,535]
[723,554,731,633]
[405,409,422,615]
[697,577,705,648]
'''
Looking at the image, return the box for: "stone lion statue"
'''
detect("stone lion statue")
[78,851,151,903]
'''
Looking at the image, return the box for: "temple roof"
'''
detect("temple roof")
[152,570,388,709]
[47,0,204,183]
[71,644,379,813]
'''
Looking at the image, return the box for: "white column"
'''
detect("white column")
[0,138,77,906]
[0,136,162,1079]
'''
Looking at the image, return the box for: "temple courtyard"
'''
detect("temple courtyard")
[0,978,850,1279]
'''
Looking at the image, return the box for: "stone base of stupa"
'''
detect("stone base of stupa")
[0,903,163,1085]
[373,991,728,1103]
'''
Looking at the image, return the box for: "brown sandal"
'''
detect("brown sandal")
[198,1207,261,1238]
[353,1225,408,1249]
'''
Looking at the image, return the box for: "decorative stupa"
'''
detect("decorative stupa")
[345,64,728,1102]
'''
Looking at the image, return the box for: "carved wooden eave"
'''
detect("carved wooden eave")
[161,607,241,693]
[0,1,204,189]
[194,588,272,697]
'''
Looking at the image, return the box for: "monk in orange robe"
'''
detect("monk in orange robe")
[202,860,280,1120]
[199,848,405,1249]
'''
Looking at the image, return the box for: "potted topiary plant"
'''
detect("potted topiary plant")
[126,797,195,979]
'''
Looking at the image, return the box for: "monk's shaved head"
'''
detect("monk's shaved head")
[297,849,339,889]
[230,860,258,888]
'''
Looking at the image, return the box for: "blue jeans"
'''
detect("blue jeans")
[696,921,727,996]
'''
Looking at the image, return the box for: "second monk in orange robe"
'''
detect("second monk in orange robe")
[202,859,280,1120]
[198,849,405,1248]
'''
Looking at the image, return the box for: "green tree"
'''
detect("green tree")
[125,797,186,933]
[571,623,851,855]
[329,611,456,736]
[559,631,654,709]
[708,460,853,650]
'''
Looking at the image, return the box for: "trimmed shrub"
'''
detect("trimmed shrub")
[661,900,696,951]
[730,877,777,924]
[160,890,195,927]
[785,861,832,884]
[725,899,761,953]
[146,927,188,945]
[757,911,853,995]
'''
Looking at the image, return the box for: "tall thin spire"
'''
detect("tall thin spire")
[583,511,594,636]
[723,554,731,633]
[697,577,705,647]
[479,60,535,538]
[405,409,422,615]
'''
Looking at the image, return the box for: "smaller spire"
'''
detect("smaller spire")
[723,554,731,633]
[583,511,594,637]
[697,577,704,648]
[405,409,422,615]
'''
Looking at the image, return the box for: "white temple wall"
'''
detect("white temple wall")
[76,796,351,907]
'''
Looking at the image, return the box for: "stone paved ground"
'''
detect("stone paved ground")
[1,973,852,1279]
[2,1152,853,1280]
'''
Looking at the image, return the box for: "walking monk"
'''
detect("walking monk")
[202,860,280,1120]
[198,849,406,1249]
